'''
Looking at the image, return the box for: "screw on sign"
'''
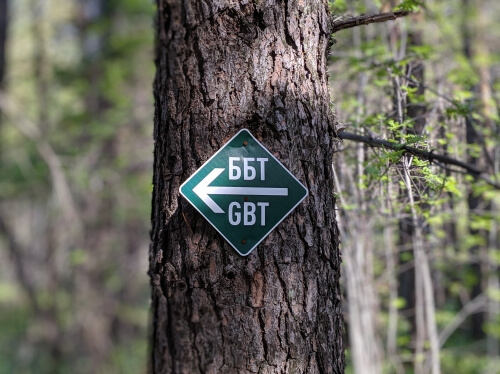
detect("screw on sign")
[180,129,308,256]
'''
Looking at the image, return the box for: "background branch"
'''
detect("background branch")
[338,130,500,189]
[331,11,411,34]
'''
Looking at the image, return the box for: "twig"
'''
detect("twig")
[331,11,411,34]
[337,130,500,189]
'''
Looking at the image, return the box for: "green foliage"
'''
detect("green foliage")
[329,0,348,14]
[396,0,424,12]
[441,351,490,374]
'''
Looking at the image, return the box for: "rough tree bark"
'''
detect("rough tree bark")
[149,1,344,373]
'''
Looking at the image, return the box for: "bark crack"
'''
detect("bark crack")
[274,260,293,317]
[192,31,213,107]
[284,2,298,51]
[258,309,269,363]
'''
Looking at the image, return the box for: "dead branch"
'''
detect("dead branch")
[337,130,500,189]
[438,293,487,347]
[331,11,411,34]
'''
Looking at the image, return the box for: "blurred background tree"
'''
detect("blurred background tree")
[0,0,153,373]
[0,0,499,373]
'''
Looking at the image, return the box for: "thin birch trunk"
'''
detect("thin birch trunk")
[402,158,440,374]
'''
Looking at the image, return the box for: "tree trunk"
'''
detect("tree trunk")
[149,1,344,373]
[461,0,487,341]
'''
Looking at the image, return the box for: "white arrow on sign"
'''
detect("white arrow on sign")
[193,168,288,214]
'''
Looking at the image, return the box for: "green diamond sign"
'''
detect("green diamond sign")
[180,129,308,256]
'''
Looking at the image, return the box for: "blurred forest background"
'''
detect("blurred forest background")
[0,0,154,373]
[331,0,500,373]
[0,0,499,374]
